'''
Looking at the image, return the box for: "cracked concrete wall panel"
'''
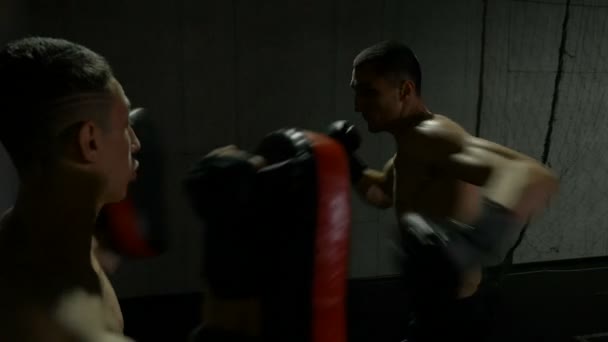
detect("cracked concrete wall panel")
[482,0,560,160]
[563,4,608,73]
[482,71,555,161]
[519,3,608,262]
[518,73,608,262]
[484,1,608,262]
[508,1,565,72]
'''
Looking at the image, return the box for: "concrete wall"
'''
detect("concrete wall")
[482,0,608,263]
[2,0,605,297]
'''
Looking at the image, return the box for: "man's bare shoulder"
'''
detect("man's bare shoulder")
[403,114,471,157]
[414,114,469,138]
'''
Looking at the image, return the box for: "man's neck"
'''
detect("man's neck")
[10,166,103,270]
[389,106,433,139]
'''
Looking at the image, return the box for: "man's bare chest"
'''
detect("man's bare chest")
[393,155,430,206]
[91,254,124,333]
[393,153,463,216]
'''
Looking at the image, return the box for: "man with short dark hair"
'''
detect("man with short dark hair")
[353,41,422,99]
[0,37,140,341]
[330,40,559,341]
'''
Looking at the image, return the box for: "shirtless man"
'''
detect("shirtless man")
[329,41,559,341]
[0,37,140,341]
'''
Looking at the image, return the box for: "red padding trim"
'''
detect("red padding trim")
[306,132,350,342]
[104,198,157,258]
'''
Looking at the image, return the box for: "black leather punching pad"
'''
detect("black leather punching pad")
[183,128,351,342]
[96,108,168,257]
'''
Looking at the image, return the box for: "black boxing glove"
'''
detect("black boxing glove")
[183,155,257,223]
[182,154,263,298]
[327,120,368,184]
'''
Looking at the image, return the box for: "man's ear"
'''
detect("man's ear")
[78,121,101,163]
[399,80,416,100]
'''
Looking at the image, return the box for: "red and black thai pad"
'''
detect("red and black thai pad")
[307,132,350,342]
[253,129,350,342]
[96,108,168,258]
[185,128,350,341]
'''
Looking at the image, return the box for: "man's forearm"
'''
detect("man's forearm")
[355,169,393,209]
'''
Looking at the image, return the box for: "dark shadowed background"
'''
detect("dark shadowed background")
[2,0,608,340]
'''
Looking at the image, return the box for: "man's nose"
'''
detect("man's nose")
[130,127,141,153]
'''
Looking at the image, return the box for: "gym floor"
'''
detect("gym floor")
[119,257,608,341]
